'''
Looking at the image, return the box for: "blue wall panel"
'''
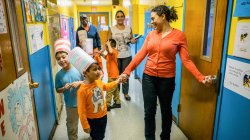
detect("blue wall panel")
[217,88,250,140]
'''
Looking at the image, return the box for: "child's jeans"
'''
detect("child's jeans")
[66,107,79,140]
[87,115,107,140]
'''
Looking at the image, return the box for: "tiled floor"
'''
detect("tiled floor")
[53,59,188,140]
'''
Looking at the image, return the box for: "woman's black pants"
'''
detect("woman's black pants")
[142,73,175,140]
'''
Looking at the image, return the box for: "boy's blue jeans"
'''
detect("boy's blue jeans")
[142,73,175,140]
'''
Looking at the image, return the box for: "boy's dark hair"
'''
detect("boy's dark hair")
[108,39,116,48]
[85,62,99,72]
[151,5,178,22]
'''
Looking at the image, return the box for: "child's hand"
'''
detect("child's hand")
[64,83,71,90]
[117,74,129,84]
[71,81,83,88]
[84,128,91,134]
[106,40,111,46]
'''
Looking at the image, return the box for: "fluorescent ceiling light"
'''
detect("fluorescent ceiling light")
[92,1,99,5]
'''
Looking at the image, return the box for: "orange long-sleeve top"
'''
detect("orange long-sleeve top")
[123,29,204,82]
[77,80,117,129]
[105,49,119,78]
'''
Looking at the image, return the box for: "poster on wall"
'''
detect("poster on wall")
[60,15,69,39]
[28,24,44,54]
[0,72,38,140]
[234,0,250,17]
[24,0,47,23]
[233,22,250,60]
[224,58,250,99]
[0,0,7,34]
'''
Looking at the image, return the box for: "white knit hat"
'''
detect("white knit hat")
[68,47,95,73]
[54,38,71,54]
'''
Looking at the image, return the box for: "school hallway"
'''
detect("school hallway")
[52,68,188,140]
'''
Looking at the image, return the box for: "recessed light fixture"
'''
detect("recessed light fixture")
[92,0,99,5]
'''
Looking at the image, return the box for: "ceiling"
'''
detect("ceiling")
[72,0,122,6]
[71,0,155,6]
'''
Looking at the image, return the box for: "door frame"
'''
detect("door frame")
[20,1,58,139]
[213,0,234,139]
[78,12,110,26]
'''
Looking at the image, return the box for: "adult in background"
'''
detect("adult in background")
[121,5,213,140]
[76,14,103,69]
[107,10,138,101]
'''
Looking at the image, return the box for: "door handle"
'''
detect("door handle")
[212,70,221,95]
[29,82,39,89]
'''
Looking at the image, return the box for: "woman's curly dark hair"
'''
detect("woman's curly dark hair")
[151,5,178,22]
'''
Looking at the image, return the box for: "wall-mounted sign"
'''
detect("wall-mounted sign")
[233,22,250,60]
[0,0,7,34]
[234,0,250,17]
[224,58,250,99]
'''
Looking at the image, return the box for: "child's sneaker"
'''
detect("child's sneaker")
[111,103,121,108]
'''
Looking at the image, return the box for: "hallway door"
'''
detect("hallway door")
[83,12,109,47]
[178,0,227,139]
[21,1,57,140]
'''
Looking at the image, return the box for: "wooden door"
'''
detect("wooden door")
[178,0,227,139]
[85,13,109,47]
[0,0,38,139]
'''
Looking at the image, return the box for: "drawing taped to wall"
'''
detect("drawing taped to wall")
[233,22,250,60]
[0,72,37,140]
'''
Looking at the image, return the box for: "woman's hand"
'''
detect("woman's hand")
[119,74,129,83]
[202,75,215,87]
[130,38,137,44]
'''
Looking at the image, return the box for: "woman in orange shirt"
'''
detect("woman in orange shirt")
[121,5,213,140]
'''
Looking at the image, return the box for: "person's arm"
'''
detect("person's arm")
[107,27,112,39]
[95,27,102,50]
[130,27,137,44]
[123,34,150,76]
[77,87,91,132]
[178,34,205,82]
[106,41,113,54]
[76,28,80,47]
[102,80,119,91]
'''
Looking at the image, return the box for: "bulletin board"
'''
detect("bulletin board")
[23,0,47,23]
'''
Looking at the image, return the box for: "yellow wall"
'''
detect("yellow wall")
[227,0,250,55]
[167,0,184,31]
[57,3,78,30]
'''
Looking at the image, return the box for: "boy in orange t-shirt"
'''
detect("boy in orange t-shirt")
[68,47,122,140]
[102,39,121,111]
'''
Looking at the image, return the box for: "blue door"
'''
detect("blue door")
[29,46,57,140]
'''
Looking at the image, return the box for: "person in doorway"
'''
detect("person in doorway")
[76,14,103,70]
[120,5,213,140]
[101,39,121,111]
[54,38,84,140]
[68,47,123,140]
[107,10,138,101]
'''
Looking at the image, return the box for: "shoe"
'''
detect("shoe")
[111,103,121,108]
[124,94,131,101]
[107,106,112,111]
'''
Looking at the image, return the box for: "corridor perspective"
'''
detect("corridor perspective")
[1,0,250,140]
